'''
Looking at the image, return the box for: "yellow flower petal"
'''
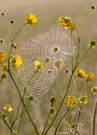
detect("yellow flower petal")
[0,51,7,62]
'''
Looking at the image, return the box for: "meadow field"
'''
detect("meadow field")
[0,0,97,135]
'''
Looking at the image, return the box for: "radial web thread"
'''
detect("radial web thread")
[18,24,76,101]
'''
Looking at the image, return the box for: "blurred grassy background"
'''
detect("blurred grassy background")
[0,0,97,134]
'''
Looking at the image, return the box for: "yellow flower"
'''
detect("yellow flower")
[0,51,7,62]
[91,87,97,94]
[66,96,77,108]
[76,68,86,78]
[87,73,95,81]
[59,16,72,27]
[26,13,38,25]
[34,60,45,70]
[3,105,13,113]
[54,59,62,69]
[11,55,22,69]
[79,96,88,105]
[59,16,76,31]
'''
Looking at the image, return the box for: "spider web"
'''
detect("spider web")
[18,24,76,101]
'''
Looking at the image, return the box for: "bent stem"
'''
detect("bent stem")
[8,71,39,135]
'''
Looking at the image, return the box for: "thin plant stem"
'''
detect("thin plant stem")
[54,109,70,135]
[42,112,51,135]
[0,113,16,135]
[12,23,27,42]
[92,100,97,135]
[8,71,39,135]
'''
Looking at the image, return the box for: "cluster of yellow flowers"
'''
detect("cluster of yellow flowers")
[76,67,95,81]
[66,67,97,108]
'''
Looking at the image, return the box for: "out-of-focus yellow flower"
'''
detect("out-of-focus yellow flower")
[11,55,22,69]
[54,59,62,69]
[66,96,77,108]
[1,63,8,72]
[87,73,95,81]
[76,68,86,78]
[26,13,38,25]
[59,16,72,27]
[34,60,45,70]
[59,16,76,31]
[3,105,13,113]
[91,87,97,94]
[79,96,88,105]
[0,51,7,62]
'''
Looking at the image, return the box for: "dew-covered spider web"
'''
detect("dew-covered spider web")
[18,24,76,101]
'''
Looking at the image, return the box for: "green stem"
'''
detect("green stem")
[75,46,92,68]
[12,23,27,42]
[54,109,70,135]
[8,71,39,135]
[0,113,16,135]
[92,100,97,135]
[42,112,50,135]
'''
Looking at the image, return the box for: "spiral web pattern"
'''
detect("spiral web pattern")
[18,24,76,101]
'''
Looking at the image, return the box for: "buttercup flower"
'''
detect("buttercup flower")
[59,16,72,27]
[54,59,62,69]
[34,60,45,70]
[87,73,95,81]
[59,16,76,31]
[26,13,38,25]
[11,55,22,69]
[91,87,97,94]
[76,68,86,78]
[3,105,13,113]
[79,96,88,105]
[66,96,77,108]
[0,51,7,62]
